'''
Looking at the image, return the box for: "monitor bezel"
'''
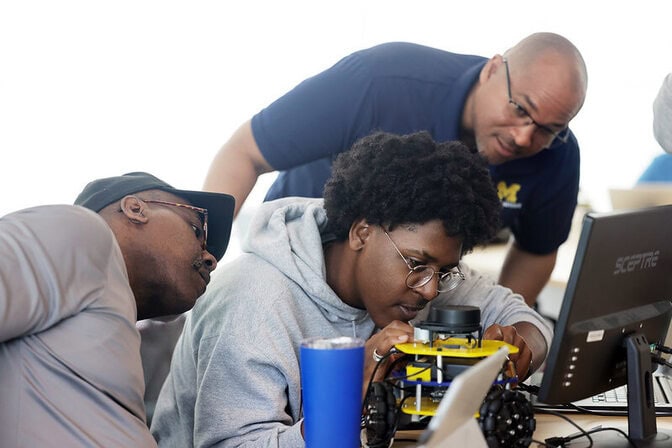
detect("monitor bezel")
[539,205,672,405]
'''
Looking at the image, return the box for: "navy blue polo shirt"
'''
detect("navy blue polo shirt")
[251,42,580,255]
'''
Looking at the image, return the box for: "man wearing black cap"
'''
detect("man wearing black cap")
[0,172,234,448]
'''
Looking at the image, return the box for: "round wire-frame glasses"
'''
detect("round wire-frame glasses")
[383,229,464,293]
[502,57,570,146]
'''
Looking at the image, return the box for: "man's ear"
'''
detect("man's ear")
[348,219,372,251]
[480,54,504,83]
[119,195,149,225]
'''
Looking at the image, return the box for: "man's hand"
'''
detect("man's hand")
[363,321,414,396]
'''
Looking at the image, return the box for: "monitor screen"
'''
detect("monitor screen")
[538,204,672,445]
[539,205,672,447]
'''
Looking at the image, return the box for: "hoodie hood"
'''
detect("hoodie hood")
[242,197,369,325]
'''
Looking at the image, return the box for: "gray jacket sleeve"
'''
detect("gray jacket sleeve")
[0,205,123,342]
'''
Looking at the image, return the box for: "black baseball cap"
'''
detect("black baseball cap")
[74,172,235,260]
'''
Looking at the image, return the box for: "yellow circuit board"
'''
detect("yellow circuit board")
[399,396,482,417]
[395,337,519,357]
[399,396,442,416]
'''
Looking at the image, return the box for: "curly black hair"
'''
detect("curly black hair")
[323,131,501,254]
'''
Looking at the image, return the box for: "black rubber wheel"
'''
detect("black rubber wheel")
[478,388,536,448]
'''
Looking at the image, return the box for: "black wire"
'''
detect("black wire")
[362,349,397,413]
[564,426,637,447]
[587,427,637,447]
[654,343,672,354]
[361,351,403,448]
[364,346,672,446]
[361,350,431,440]
[517,382,540,395]
[535,408,594,447]
[384,353,421,381]
[535,402,611,416]
[390,394,415,437]
[535,402,672,418]
[537,410,640,447]
[652,353,672,369]
[362,353,486,442]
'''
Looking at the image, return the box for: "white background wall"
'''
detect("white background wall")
[2,1,671,259]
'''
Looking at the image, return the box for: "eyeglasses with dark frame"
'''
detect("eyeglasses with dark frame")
[142,199,209,251]
[382,229,464,293]
[503,57,570,145]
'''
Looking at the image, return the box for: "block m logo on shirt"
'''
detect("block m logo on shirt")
[497,181,522,209]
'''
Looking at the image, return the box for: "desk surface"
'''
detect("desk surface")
[391,413,672,447]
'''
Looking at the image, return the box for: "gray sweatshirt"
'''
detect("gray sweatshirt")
[151,197,552,447]
[0,205,156,447]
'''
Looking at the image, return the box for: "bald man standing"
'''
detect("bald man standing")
[204,33,588,307]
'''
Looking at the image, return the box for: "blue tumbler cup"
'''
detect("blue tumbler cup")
[300,336,365,448]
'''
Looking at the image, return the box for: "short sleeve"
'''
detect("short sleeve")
[252,52,374,170]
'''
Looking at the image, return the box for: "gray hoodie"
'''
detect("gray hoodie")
[151,197,552,448]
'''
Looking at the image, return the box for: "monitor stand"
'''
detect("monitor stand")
[565,333,672,447]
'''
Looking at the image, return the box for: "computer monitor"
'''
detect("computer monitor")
[539,204,672,447]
